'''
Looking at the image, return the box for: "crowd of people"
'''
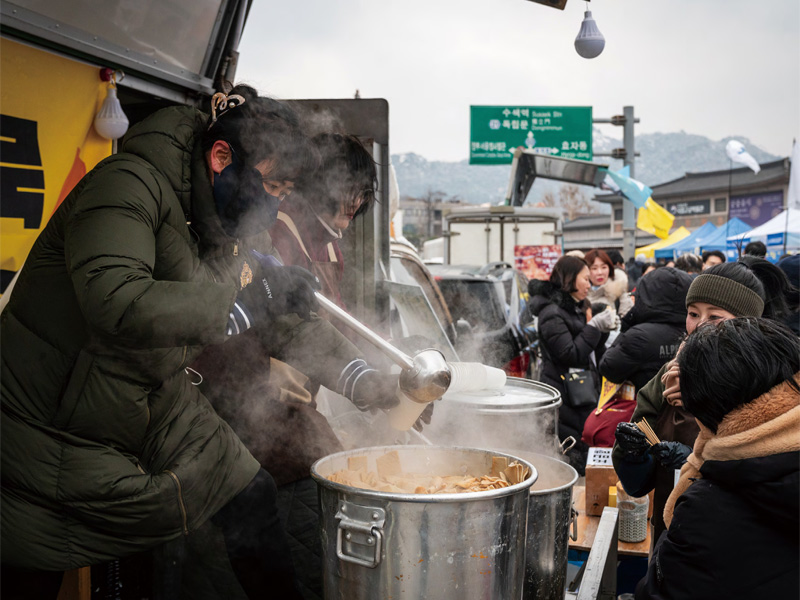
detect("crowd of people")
[531,244,799,599]
[1,81,798,600]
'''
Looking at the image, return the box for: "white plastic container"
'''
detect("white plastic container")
[387,388,430,431]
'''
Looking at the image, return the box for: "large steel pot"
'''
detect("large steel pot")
[311,445,537,600]
[517,452,579,600]
[421,377,562,455]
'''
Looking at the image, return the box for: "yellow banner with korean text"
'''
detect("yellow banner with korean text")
[1,38,111,291]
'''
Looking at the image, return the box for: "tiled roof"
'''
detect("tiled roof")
[650,158,789,198]
[593,158,790,202]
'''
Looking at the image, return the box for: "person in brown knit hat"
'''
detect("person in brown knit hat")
[637,317,800,600]
[612,256,793,545]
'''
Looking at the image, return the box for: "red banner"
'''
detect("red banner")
[514,245,562,280]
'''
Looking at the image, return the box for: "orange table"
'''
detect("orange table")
[570,485,651,558]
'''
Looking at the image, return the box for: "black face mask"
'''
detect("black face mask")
[212,149,281,237]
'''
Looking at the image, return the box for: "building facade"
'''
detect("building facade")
[563,158,791,253]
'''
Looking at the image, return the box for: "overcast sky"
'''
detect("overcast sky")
[236,0,799,162]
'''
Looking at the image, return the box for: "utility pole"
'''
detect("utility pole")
[621,106,637,261]
[594,105,639,260]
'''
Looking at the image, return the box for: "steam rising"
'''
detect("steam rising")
[200,93,567,476]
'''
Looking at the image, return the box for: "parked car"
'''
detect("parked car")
[477,262,541,379]
[388,239,458,358]
[426,263,536,378]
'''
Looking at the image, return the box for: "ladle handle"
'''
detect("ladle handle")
[314,292,415,371]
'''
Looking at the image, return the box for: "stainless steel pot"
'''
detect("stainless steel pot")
[516,452,579,600]
[311,445,537,600]
[421,377,562,455]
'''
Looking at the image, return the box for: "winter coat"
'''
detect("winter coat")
[529,280,606,443]
[185,155,367,489]
[599,267,691,392]
[588,268,633,316]
[270,198,345,306]
[637,377,800,600]
[611,360,699,544]
[0,106,265,571]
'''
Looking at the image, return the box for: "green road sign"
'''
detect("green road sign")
[469,105,593,165]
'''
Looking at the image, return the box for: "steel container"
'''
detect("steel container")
[311,445,537,600]
[516,452,579,600]
[422,377,563,455]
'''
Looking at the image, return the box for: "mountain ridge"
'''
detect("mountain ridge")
[392,130,782,206]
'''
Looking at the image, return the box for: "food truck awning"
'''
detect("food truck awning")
[505,148,608,207]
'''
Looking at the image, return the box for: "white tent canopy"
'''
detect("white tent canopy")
[727,208,800,243]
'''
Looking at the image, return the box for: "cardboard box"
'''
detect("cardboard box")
[585,448,618,516]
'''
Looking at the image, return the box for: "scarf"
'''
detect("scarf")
[663,374,800,528]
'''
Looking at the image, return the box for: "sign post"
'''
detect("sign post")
[470,105,593,165]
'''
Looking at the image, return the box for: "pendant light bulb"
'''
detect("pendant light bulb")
[94,85,129,140]
[574,10,605,59]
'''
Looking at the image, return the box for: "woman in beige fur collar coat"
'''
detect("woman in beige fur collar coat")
[636,317,799,600]
[585,249,633,317]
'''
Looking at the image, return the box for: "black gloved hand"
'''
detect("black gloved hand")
[615,422,650,461]
[336,359,400,412]
[413,402,435,432]
[229,251,321,333]
[650,441,692,470]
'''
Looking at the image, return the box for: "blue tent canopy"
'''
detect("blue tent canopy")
[654,221,719,259]
[698,218,751,253]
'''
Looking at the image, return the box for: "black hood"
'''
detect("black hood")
[528,279,587,316]
[627,267,692,327]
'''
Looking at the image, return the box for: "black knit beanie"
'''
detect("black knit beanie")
[685,273,765,317]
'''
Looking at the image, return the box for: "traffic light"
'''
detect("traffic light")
[524,0,569,10]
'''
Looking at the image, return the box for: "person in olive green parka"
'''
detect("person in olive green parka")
[0,86,343,599]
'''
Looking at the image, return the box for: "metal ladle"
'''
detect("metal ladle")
[314,292,451,404]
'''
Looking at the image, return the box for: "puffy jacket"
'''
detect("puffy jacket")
[0,107,261,570]
[529,280,606,443]
[600,267,691,391]
[636,380,800,600]
[638,452,799,600]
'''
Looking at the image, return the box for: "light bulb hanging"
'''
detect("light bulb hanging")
[94,70,129,140]
[574,10,605,59]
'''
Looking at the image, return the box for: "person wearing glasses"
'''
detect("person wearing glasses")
[188,124,404,599]
[270,133,376,307]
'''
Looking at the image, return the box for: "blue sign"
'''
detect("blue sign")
[767,233,784,246]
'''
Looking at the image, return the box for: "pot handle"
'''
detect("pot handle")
[570,507,579,541]
[560,436,577,454]
[335,502,386,569]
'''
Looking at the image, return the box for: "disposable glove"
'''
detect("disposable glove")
[615,422,650,461]
[228,251,320,334]
[336,359,400,412]
[588,308,617,333]
[650,441,692,470]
